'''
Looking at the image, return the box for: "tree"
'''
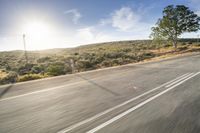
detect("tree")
[151,5,200,48]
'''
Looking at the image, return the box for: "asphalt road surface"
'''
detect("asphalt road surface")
[0,53,200,133]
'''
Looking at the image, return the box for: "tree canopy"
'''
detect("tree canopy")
[151,5,200,48]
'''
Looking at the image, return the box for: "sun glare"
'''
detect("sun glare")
[20,20,60,50]
[23,21,51,39]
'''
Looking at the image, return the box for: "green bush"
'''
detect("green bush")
[47,62,67,76]
[76,60,93,71]
[31,65,44,74]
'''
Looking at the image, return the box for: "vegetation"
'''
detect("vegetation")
[0,70,18,84]
[151,5,200,48]
[0,4,200,85]
[18,74,45,82]
[1,39,200,85]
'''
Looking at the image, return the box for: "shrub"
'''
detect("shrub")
[65,65,72,73]
[163,43,171,47]
[31,65,44,74]
[76,60,93,71]
[178,46,188,51]
[93,56,105,64]
[112,59,119,65]
[37,57,51,63]
[104,52,125,59]
[188,41,193,44]
[122,48,132,52]
[0,71,18,84]
[181,42,187,45]
[18,74,43,82]
[74,52,79,55]
[17,63,34,75]
[142,52,155,58]
[7,71,18,83]
[101,60,112,67]
[47,62,66,76]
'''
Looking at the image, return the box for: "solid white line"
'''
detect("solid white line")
[57,73,190,133]
[0,73,190,103]
[165,73,194,88]
[86,72,200,133]
[0,81,84,102]
[0,69,136,102]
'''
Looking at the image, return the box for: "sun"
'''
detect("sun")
[18,17,65,50]
[22,21,51,39]
[20,20,59,50]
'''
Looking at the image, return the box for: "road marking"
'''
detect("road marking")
[165,73,194,88]
[86,72,200,133]
[57,73,191,133]
[0,69,135,102]
[0,73,190,103]
[0,81,85,102]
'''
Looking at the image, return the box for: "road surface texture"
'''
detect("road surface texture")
[0,53,200,133]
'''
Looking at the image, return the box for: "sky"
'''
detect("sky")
[0,0,200,51]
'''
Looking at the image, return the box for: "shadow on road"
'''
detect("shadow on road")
[0,84,13,99]
[75,74,119,96]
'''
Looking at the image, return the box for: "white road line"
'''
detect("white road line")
[0,69,136,102]
[0,81,84,102]
[57,73,191,133]
[165,73,194,88]
[0,73,190,103]
[86,72,200,133]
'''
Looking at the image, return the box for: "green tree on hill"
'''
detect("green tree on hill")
[151,5,200,48]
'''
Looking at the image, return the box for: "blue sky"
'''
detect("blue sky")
[0,0,200,51]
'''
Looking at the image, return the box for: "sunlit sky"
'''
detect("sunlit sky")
[0,0,200,51]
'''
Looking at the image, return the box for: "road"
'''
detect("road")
[0,53,200,133]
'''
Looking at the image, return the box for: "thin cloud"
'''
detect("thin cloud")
[100,6,153,33]
[64,9,82,24]
[75,6,155,45]
[111,7,140,31]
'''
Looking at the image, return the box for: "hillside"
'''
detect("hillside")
[0,39,200,85]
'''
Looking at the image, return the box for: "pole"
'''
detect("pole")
[23,34,28,64]
[70,59,75,73]
[198,34,200,44]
